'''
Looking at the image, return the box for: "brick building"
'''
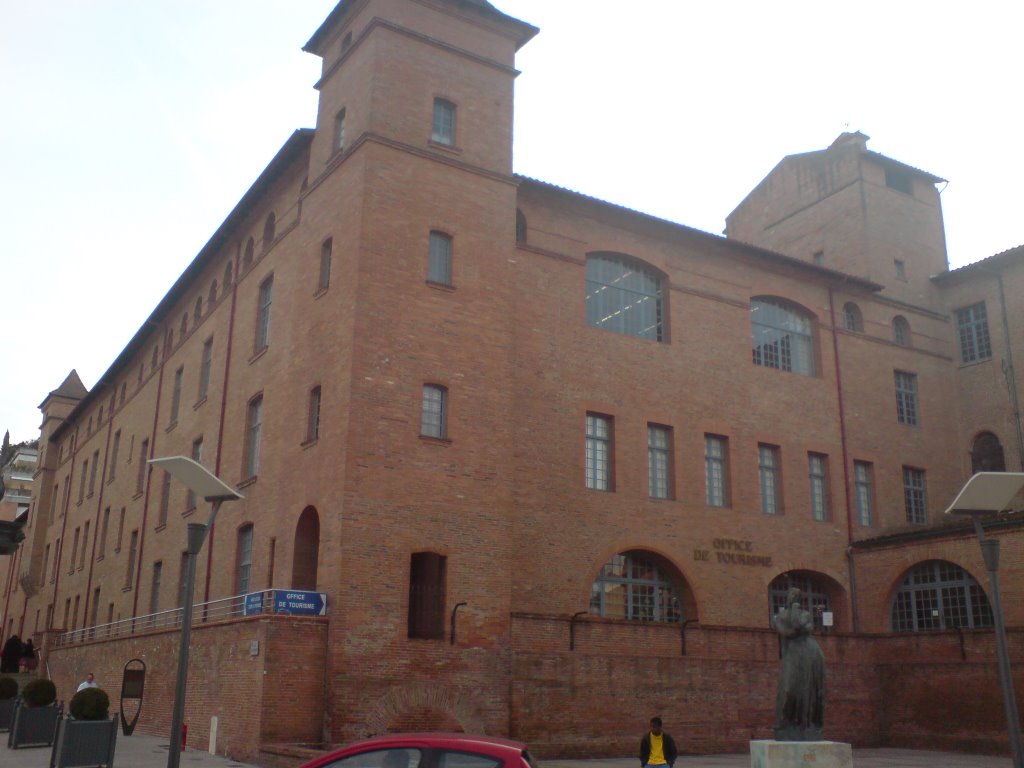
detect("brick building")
[2,0,1023,763]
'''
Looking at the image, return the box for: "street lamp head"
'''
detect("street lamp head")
[148,456,243,502]
[944,472,1024,518]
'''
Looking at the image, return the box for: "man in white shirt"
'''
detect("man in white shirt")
[76,672,98,692]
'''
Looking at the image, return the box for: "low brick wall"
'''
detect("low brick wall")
[42,614,327,764]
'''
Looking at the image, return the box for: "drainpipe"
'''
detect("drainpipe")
[828,287,859,632]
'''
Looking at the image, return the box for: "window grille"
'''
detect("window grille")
[955,302,992,363]
[585,414,612,490]
[589,552,682,623]
[751,298,814,375]
[585,254,663,341]
[891,561,993,631]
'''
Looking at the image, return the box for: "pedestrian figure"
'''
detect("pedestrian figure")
[640,716,678,768]
[77,672,99,692]
[19,638,37,672]
[1,634,23,673]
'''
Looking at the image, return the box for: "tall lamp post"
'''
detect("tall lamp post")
[149,456,242,768]
[944,471,1024,768]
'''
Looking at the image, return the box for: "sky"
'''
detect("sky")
[2,0,1022,444]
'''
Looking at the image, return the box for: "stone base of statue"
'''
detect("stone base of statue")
[750,739,852,768]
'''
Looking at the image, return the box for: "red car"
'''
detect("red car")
[297,733,540,768]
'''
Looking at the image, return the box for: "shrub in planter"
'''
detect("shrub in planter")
[22,678,57,707]
[69,687,109,720]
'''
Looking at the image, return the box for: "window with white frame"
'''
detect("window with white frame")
[170,366,184,425]
[955,302,992,364]
[751,298,815,375]
[892,315,911,346]
[891,561,993,632]
[334,108,346,152]
[759,444,782,515]
[431,98,455,146]
[198,337,213,401]
[903,466,927,524]
[255,275,273,351]
[585,413,613,491]
[647,424,672,499]
[420,384,447,439]
[853,461,873,526]
[842,302,863,332]
[244,396,263,479]
[589,551,682,623]
[894,370,918,425]
[585,254,663,341]
[808,453,829,521]
[236,524,254,595]
[704,434,729,507]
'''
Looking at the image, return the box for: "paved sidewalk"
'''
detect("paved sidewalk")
[1,733,1014,768]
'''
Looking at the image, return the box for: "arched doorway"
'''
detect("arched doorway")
[292,506,320,590]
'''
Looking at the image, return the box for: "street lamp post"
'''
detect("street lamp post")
[149,456,242,768]
[944,471,1024,768]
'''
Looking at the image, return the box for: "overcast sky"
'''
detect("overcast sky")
[3,0,1022,444]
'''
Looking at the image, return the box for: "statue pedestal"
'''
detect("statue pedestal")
[750,740,852,768]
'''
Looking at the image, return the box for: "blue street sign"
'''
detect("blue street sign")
[272,590,327,616]
[244,591,265,616]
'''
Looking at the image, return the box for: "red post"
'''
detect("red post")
[181,723,188,750]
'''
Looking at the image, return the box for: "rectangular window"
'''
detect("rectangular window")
[704,435,729,507]
[903,467,927,524]
[237,525,254,595]
[427,231,453,286]
[78,459,88,503]
[431,98,455,146]
[186,438,203,511]
[88,450,99,495]
[894,258,907,279]
[894,371,918,425]
[72,595,80,631]
[125,530,139,588]
[759,444,782,515]
[157,470,171,527]
[136,439,149,494]
[334,108,346,151]
[885,168,913,195]
[116,507,126,552]
[170,366,184,424]
[109,430,121,480]
[955,302,993,364]
[307,386,322,442]
[408,552,446,639]
[420,384,447,439]
[41,545,50,587]
[585,414,613,491]
[90,588,100,630]
[52,539,60,581]
[244,396,263,479]
[99,507,110,558]
[50,483,59,523]
[70,527,80,573]
[854,461,874,527]
[647,424,672,499]
[255,275,273,351]
[150,561,163,616]
[80,521,90,569]
[198,337,213,400]
[318,238,332,292]
[808,453,829,522]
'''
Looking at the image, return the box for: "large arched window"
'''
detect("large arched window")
[769,571,833,630]
[892,315,911,346]
[589,551,682,623]
[751,298,815,375]
[971,432,1006,473]
[842,302,863,332]
[890,561,993,632]
[585,253,664,341]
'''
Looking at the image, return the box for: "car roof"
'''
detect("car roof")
[337,733,528,754]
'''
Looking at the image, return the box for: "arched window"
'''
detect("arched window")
[891,561,993,632]
[515,209,527,244]
[971,432,1006,473]
[292,507,320,591]
[179,313,188,337]
[224,260,233,288]
[892,315,911,346]
[751,298,815,375]
[585,253,664,341]
[589,551,682,623]
[193,296,203,324]
[263,212,276,249]
[842,302,863,332]
[243,238,254,269]
[769,572,833,630]
[209,280,218,304]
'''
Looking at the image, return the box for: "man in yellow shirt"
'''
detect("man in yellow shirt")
[640,717,678,767]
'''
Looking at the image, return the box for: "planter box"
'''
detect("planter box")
[50,715,118,768]
[0,698,16,732]
[8,700,62,748]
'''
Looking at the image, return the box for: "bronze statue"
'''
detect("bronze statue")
[774,587,825,740]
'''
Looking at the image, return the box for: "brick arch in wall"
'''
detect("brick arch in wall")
[362,682,484,738]
[885,558,995,632]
